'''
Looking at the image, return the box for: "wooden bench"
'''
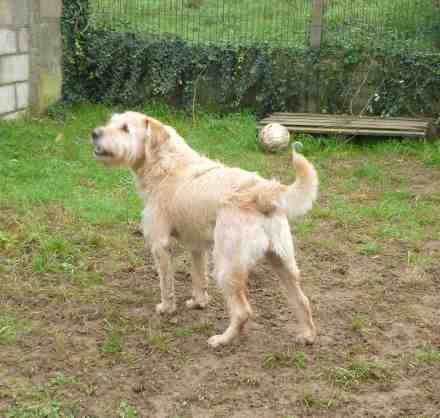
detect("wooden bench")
[259,113,438,139]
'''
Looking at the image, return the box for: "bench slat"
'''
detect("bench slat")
[259,113,437,139]
[264,126,427,137]
[260,118,426,131]
[271,112,434,123]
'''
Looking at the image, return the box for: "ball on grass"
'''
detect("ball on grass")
[259,123,290,152]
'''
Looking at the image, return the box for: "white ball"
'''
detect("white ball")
[259,123,290,152]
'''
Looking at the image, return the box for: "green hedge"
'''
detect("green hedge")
[63,0,440,117]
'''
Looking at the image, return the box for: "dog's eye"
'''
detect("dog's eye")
[121,123,129,133]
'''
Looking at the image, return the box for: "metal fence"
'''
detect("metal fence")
[89,0,439,50]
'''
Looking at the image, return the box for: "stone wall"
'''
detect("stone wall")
[0,0,62,120]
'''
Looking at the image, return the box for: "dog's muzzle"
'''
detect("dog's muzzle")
[91,128,112,158]
[94,144,112,158]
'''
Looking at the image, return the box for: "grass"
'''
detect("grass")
[0,313,31,345]
[144,332,172,353]
[302,393,336,409]
[263,350,306,369]
[89,0,438,49]
[49,373,78,387]
[173,322,215,337]
[0,102,439,416]
[332,359,387,389]
[350,313,369,335]
[118,401,139,418]
[415,347,440,364]
[357,240,382,256]
[100,320,124,354]
[5,401,69,418]
[5,401,139,418]
[90,0,311,46]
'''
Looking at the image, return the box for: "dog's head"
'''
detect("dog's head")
[91,111,169,168]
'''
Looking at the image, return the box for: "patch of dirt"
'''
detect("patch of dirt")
[1,155,440,418]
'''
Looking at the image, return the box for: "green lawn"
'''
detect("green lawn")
[1,103,439,417]
[89,0,438,49]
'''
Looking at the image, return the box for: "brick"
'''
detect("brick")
[13,0,29,26]
[0,84,16,114]
[16,81,29,108]
[0,0,29,26]
[40,0,62,19]
[2,110,26,120]
[0,29,17,55]
[18,28,29,52]
[0,54,29,84]
[0,0,14,25]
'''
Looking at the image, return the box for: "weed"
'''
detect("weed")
[49,373,78,387]
[263,350,305,369]
[174,327,195,337]
[32,236,80,274]
[190,322,215,335]
[415,347,440,364]
[5,401,71,418]
[0,313,30,345]
[357,241,382,256]
[407,253,436,268]
[332,359,386,388]
[100,321,123,354]
[351,313,369,334]
[174,322,214,338]
[302,393,336,409]
[145,332,171,353]
[118,401,138,418]
[353,161,385,184]
[0,229,13,249]
[293,219,316,240]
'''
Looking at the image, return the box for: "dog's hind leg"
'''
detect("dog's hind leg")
[186,250,210,309]
[208,268,253,348]
[208,209,267,348]
[268,252,316,344]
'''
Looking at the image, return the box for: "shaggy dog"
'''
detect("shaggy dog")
[91,112,318,347]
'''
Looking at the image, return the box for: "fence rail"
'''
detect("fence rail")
[89,0,439,50]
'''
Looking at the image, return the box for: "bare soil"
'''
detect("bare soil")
[1,155,439,418]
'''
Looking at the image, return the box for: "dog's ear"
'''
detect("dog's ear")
[145,116,169,149]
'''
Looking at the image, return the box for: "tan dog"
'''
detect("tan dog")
[91,112,318,347]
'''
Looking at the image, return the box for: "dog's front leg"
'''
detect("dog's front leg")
[152,241,176,314]
[186,250,210,309]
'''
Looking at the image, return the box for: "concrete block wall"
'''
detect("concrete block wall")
[0,0,62,120]
[0,0,31,119]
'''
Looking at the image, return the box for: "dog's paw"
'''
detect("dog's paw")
[294,329,316,345]
[155,302,176,315]
[207,334,228,348]
[185,295,209,310]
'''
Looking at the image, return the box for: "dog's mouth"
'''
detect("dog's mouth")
[94,145,113,159]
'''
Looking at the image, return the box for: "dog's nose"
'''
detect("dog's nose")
[91,128,102,142]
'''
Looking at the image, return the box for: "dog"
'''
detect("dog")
[91,112,318,347]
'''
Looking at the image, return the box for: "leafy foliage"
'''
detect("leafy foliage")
[63,0,440,117]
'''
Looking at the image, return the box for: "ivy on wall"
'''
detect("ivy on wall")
[63,0,440,117]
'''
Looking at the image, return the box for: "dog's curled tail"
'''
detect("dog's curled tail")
[279,150,318,219]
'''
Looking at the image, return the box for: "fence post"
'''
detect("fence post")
[307,0,323,113]
[310,0,323,49]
